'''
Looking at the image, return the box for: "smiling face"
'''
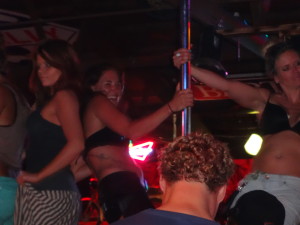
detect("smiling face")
[91,69,123,105]
[36,54,62,88]
[274,50,300,89]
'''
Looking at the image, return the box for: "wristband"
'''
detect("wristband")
[167,103,175,113]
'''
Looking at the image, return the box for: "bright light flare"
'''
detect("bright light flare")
[244,133,263,156]
[129,141,153,161]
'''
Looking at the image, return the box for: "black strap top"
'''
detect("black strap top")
[260,100,300,135]
[25,108,77,191]
[84,127,129,157]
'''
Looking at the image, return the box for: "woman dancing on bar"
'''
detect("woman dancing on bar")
[83,63,193,223]
[173,41,300,225]
[15,39,84,225]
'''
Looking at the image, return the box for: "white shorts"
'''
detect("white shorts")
[230,171,300,225]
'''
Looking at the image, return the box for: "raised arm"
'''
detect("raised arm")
[19,90,85,184]
[173,48,269,112]
[90,88,193,141]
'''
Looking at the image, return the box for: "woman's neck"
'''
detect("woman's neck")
[280,87,300,104]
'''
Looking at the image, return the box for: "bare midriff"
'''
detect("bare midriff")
[86,145,143,181]
[253,130,300,178]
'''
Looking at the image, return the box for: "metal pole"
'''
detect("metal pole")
[180,0,191,135]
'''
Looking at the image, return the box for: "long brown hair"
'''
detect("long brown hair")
[30,39,82,106]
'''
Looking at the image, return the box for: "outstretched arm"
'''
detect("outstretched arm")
[173,48,269,112]
[91,88,194,141]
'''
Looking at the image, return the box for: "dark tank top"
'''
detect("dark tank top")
[84,127,129,157]
[24,108,77,191]
[260,100,300,135]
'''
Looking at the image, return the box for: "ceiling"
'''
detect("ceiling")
[1,0,300,158]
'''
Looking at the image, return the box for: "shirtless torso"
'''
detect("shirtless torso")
[254,93,300,177]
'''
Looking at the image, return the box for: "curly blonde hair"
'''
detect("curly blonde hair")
[158,132,234,191]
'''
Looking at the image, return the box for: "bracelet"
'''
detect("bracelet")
[167,103,175,113]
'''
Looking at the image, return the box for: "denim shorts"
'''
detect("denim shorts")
[230,171,300,225]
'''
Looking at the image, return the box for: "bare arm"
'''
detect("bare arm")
[19,90,85,183]
[90,88,193,141]
[71,156,93,182]
[174,48,269,112]
[0,85,16,126]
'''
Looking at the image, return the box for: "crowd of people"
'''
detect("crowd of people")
[0,37,193,225]
[1,30,299,225]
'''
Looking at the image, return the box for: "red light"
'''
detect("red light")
[89,177,97,182]
[129,141,153,161]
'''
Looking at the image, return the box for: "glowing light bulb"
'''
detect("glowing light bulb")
[244,133,263,156]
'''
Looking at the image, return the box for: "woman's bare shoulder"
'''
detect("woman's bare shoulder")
[51,90,80,111]
[258,87,272,102]
[88,93,111,106]
[54,89,77,99]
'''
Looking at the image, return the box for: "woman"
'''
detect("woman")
[15,39,84,225]
[173,42,300,225]
[83,63,194,223]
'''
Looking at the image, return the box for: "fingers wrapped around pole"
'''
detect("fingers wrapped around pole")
[180,0,191,136]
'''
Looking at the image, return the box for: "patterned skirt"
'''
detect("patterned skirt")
[14,183,81,225]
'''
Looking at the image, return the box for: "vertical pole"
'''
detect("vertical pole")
[180,0,191,135]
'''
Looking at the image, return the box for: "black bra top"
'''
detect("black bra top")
[84,127,129,157]
[260,100,300,135]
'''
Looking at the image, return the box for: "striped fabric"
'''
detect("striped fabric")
[14,183,81,225]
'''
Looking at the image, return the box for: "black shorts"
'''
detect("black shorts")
[98,171,153,223]
[228,190,285,225]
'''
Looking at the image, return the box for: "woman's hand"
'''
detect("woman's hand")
[168,88,194,112]
[173,48,191,69]
[17,171,42,184]
[71,156,93,182]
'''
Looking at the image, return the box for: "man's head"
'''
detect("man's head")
[158,131,234,192]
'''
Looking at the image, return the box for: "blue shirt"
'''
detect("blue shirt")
[111,208,220,225]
